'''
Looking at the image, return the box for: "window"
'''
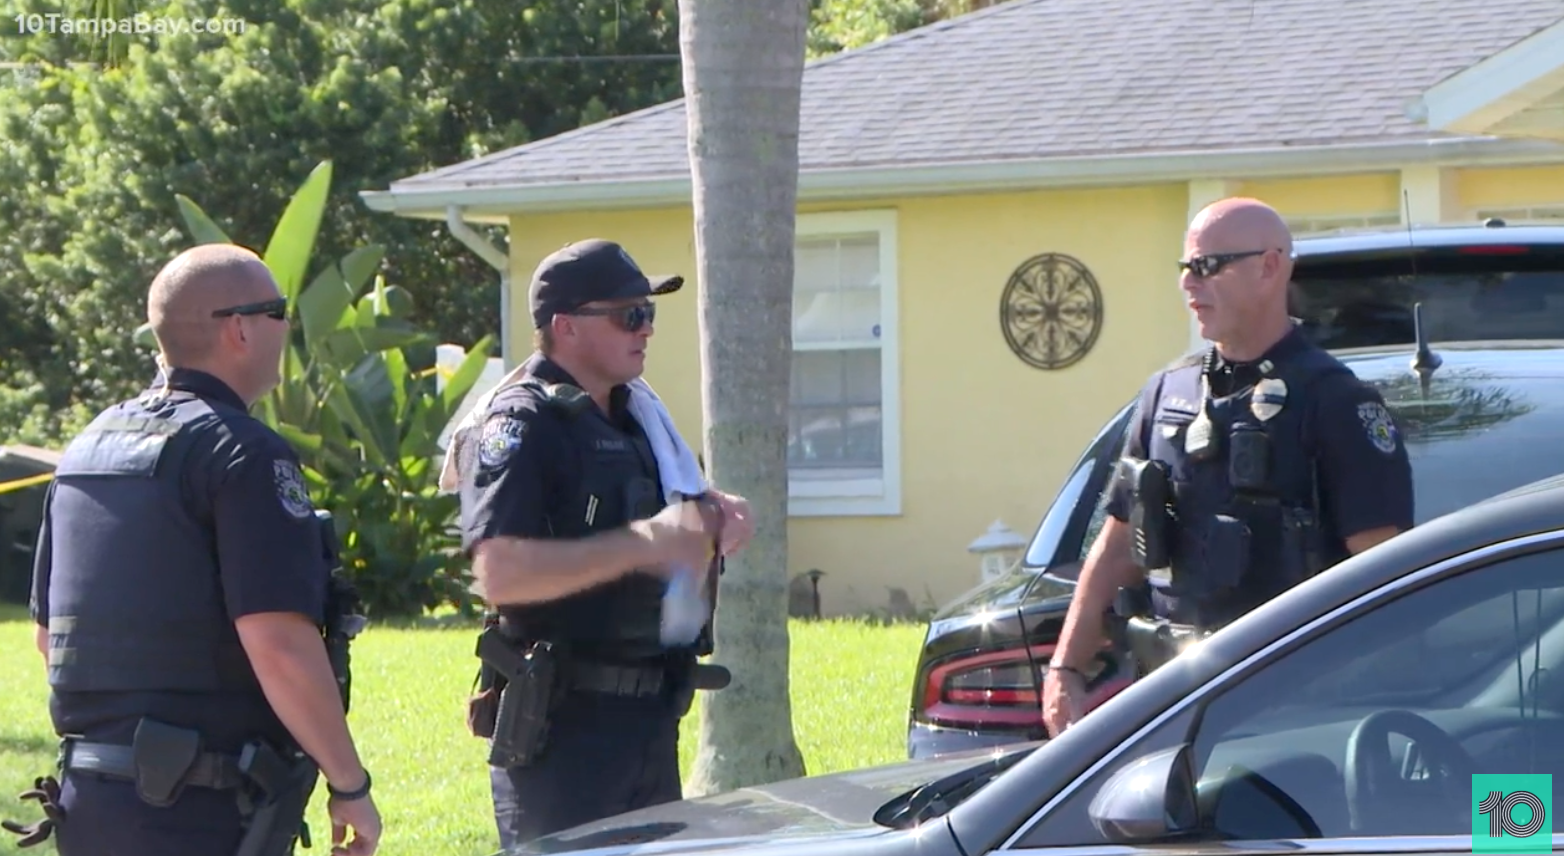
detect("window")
[787,210,900,517]
[1020,544,1564,847]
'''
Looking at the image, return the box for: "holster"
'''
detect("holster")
[1123,615,1207,676]
[234,740,319,856]
[478,627,558,770]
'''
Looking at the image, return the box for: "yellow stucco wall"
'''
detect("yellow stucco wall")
[1458,165,1564,212]
[499,163,1564,617]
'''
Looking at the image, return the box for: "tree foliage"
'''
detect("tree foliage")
[158,160,497,618]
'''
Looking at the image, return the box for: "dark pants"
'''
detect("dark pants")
[491,689,683,849]
[53,770,245,856]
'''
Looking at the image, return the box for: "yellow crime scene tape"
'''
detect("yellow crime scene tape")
[0,472,53,495]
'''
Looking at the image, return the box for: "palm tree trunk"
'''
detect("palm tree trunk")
[678,0,811,795]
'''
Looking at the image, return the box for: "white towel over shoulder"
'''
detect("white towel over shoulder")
[439,370,706,503]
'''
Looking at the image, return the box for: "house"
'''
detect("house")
[364,0,1564,618]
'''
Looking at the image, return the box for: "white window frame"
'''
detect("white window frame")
[787,209,902,518]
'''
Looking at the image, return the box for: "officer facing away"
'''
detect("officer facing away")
[452,238,755,848]
[9,245,381,855]
[1042,198,1414,737]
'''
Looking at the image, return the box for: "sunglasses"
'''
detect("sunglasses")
[568,302,656,333]
[212,297,288,321]
[1176,250,1270,279]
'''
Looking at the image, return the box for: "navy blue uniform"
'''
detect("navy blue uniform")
[20,368,329,856]
[1106,326,1413,630]
[460,354,689,849]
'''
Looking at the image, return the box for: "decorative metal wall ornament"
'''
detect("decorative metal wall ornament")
[999,252,1104,370]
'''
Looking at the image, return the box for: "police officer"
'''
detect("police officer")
[1041,198,1414,737]
[453,238,755,848]
[8,245,382,855]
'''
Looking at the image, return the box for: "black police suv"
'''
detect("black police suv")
[500,467,1564,856]
[906,221,1564,760]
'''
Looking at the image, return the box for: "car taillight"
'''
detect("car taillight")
[917,645,1132,731]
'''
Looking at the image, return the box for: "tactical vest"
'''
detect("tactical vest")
[495,380,674,663]
[44,393,267,696]
[1139,346,1350,628]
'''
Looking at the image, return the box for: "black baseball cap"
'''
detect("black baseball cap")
[529,238,684,329]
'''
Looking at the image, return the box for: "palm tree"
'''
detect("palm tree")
[678,0,812,794]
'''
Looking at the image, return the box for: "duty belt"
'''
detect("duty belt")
[60,738,245,791]
[569,661,669,697]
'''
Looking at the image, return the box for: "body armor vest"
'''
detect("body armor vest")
[497,380,675,663]
[1140,346,1350,627]
[44,393,266,696]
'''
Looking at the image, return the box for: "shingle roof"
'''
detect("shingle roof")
[390,0,1564,190]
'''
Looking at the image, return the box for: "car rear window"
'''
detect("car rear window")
[1290,240,1564,348]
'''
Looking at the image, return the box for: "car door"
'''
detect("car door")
[990,530,1564,856]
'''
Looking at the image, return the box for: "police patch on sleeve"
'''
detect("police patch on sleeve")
[478,414,527,470]
[1356,401,1400,455]
[273,460,314,519]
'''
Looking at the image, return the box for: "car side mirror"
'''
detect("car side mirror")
[1087,743,1198,844]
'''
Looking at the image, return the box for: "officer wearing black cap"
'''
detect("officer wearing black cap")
[452,238,755,847]
[7,245,381,856]
[1042,198,1414,737]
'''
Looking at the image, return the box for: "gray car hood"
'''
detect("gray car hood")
[501,743,1039,856]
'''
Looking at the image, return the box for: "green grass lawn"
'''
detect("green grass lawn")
[0,605,926,856]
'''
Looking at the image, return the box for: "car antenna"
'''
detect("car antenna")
[1402,190,1442,397]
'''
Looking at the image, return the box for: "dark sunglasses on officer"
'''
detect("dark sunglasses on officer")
[567,301,656,333]
[1176,247,1288,278]
[211,297,289,321]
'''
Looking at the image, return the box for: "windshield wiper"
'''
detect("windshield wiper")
[872,750,1033,830]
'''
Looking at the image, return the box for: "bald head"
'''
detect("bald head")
[1189,197,1294,258]
[148,244,279,363]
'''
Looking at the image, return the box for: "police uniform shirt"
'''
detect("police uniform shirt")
[1104,326,1415,548]
[30,368,330,752]
[460,353,664,565]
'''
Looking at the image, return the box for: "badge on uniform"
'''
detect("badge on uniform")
[478,414,527,470]
[273,460,314,520]
[1250,378,1287,422]
[1357,401,1400,455]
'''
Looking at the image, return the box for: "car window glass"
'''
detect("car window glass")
[1291,249,1564,348]
[1022,405,1130,572]
[1015,546,1564,847]
[1189,548,1564,841]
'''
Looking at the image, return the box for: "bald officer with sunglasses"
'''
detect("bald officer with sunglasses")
[1042,198,1414,737]
[454,238,754,848]
[13,245,380,855]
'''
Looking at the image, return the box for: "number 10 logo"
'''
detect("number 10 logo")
[1472,774,1552,854]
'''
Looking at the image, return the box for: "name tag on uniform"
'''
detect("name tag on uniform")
[594,439,629,452]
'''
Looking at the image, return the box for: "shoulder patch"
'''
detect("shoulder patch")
[1356,401,1400,455]
[273,460,314,519]
[478,413,528,469]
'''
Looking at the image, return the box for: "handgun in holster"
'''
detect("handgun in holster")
[234,739,319,856]
[477,626,558,769]
[1123,458,1172,571]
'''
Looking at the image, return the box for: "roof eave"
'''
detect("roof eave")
[1417,19,1564,136]
[359,136,1564,221]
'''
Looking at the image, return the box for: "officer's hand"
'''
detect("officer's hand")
[329,792,381,856]
[1041,667,1086,738]
[642,499,722,574]
[710,490,754,557]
